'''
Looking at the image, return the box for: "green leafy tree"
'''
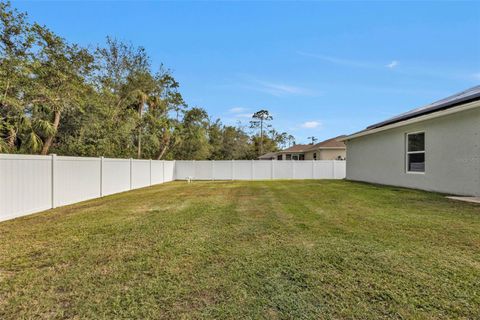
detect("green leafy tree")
[221,125,251,159]
[0,3,296,160]
[173,107,211,160]
[29,24,95,155]
[0,1,35,152]
[208,119,223,160]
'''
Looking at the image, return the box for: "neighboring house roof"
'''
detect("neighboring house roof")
[258,136,347,159]
[278,136,347,154]
[278,144,311,153]
[306,135,347,151]
[342,85,480,141]
[258,152,277,159]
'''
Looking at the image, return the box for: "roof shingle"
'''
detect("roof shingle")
[280,144,311,153]
[306,135,346,150]
[367,85,480,130]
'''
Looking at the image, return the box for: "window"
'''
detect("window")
[277,155,282,160]
[406,132,425,173]
[299,154,305,160]
[286,154,292,160]
[313,153,317,160]
[292,154,299,160]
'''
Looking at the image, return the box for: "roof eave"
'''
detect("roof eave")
[340,100,480,142]
[277,150,307,154]
[305,147,346,151]
[366,91,480,130]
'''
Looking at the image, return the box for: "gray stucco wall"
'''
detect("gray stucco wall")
[346,107,480,196]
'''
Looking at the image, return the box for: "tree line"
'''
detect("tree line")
[0,2,295,160]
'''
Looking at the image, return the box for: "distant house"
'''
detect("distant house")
[258,136,346,160]
[341,86,480,196]
[257,152,278,160]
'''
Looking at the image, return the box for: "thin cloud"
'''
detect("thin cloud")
[236,113,253,118]
[386,60,399,69]
[255,80,317,97]
[226,107,252,118]
[299,51,399,71]
[301,121,321,129]
[229,107,247,114]
[297,51,372,68]
[299,51,474,80]
[238,74,319,97]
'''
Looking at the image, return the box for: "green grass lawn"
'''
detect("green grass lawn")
[0,180,479,319]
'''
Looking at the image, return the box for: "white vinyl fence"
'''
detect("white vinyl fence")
[0,154,175,222]
[175,160,345,181]
[1,154,345,222]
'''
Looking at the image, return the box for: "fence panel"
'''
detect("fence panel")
[294,161,314,179]
[334,161,346,179]
[253,161,272,180]
[175,161,194,180]
[213,161,233,180]
[55,156,101,207]
[164,161,175,182]
[151,160,165,184]
[274,161,294,179]
[0,154,52,221]
[102,158,131,196]
[132,160,150,189]
[195,161,214,180]
[233,160,253,180]
[313,161,335,179]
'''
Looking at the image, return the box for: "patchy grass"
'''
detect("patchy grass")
[0,180,479,319]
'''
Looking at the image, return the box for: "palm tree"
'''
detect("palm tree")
[250,110,273,156]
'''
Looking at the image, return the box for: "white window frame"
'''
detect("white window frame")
[405,131,425,174]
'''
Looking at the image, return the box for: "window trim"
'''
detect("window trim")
[405,131,425,174]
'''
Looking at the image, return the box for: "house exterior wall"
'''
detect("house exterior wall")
[305,152,314,160]
[320,149,346,160]
[345,106,480,196]
[305,149,346,160]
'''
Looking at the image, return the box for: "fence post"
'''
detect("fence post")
[311,160,315,179]
[332,160,336,179]
[231,159,235,180]
[251,160,254,180]
[271,159,274,180]
[130,158,133,190]
[173,160,176,180]
[162,160,165,183]
[292,160,295,179]
[51,154,57,209]
[149,159,152,186]
[193,160,196,180]
[100,156,104,197]
[212,160,215,181]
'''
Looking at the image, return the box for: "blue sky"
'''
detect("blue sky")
[13,1,480,143]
